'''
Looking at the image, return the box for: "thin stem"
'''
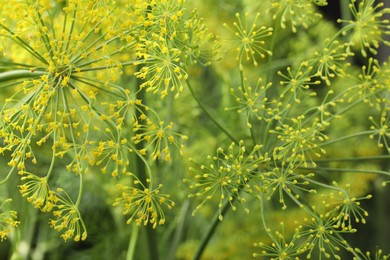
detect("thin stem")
[340,0,352,24]
[302,166,390,178]
[0,70,44,82]
[75,173,83,207]
[133,75,159,260]
[192,198,232,260]
[314,155,390,163]
[126,224,139,260]
[0,24,48,65]
[0,166,16,186]
[186,79,239,144]
[318,130,373,147]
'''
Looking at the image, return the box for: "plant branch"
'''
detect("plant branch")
[187,79,239,144]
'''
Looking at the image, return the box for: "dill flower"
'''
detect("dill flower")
[225,77,273,127]
[312,40,353,86]
[132,118,187,161]
[187,141,269,220]
[353,248,390,260]
[253,222,308,259]
[113,181,175,229]
[134,37,188,99]
[300,213,355,259]
[133,0,219,98]
[49,188,87,242]
[338,0,390,57]
[269,116,328,167]
[369,110,390,152]
[0,199,20,242]
[19,174,52,211]
[0,0,134,175]
[223,12,273,68]
[346,58,388,108]
[259,161,316,209]
[321,182,372,230]
[270,0,322,33]
[277,62,320,104]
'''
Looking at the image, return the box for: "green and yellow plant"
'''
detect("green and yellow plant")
[0,0,389,259]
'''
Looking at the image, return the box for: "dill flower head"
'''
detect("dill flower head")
[312,40,354,86]
[369,110,390,152]
[0,0,134,174]
[345,58,388,109]
[19,174,52,211]
[223,12,273,68]
[133,0,219,99]
[187,141,270,220]
[269,116,328,167]
[113,181,175,229]
[260,161,316,209]
[225,77,273,127]
[322,182,371,230]
[269,0,322,33]
[300,213,355,259]
[0,199,20,242]
[49,188,87,242]
[338,0,390,57]
[277,62,320,104]
[253,222,308,259]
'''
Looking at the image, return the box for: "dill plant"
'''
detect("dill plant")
[0,0,389,259]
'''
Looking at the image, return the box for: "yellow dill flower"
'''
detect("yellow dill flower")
[270,0,322,33]
[135,37,188,99]
[49,188,87,242]
[0,0,135,175]
[253,222,308,258]
[260,161,316,209]
[0,199,20,242]
[338,0,390,57]
[225,77,273,127]
[132,118,187,161]
[269,116,328,167]
[369,110,390,152]
[187,141,269,220]
[223,13,273,68]
[312,40,353,86]
[345,58,388,108]
[19,174,52,211]
[277,62,320,104]
[113,182,175,229]
[322,182,372,230]
[300,213,355,259]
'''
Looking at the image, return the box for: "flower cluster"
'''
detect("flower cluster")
[270,116,328,167]
[187,141,270,220]
[338,0,390,57]
[270,0,322,33]
[0,0,207,241]
[223,13,273,68]
[0,199,20,241]
[49,188,87,242]
[113,181,175,229]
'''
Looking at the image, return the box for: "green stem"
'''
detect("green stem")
[340,0,352,23]
[314,155,390,163]
[75,173,83,207]
[318,130,373,147]
[133,77,159,260]
[192,198,232,260]
[126,224,139,260]
[302,166,390,178]
[0,70,44,82]
[0,166,16,186]
[186,79,239,144]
